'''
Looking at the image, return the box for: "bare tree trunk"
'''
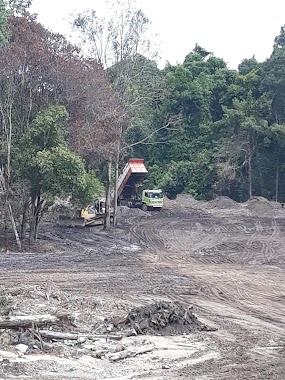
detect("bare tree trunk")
[104,161,112,229]
[7,202,21,250]
[275,166,279,202]
[0,94,22,250]
[20,200,30,241]
[113,149,119,227]
[29,195,45,243]
[34,198,45,241]
[4,211,8,251]
[113,159,119,227]
[29,195,38,244]
[248,154,253,199]
[30,198,36,245]
[0,168,21,250]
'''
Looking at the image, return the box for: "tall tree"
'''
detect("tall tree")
[14,106,101,242]
[73,0,162,226]
[0,15,118,243]
[262,25,285,124]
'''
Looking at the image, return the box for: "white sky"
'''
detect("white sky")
[31,0,285,69]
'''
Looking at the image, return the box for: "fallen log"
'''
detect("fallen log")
[107,344,154,362]
[0,314,69,329]
[91,334,123,341]
[38,330,78,340]
[38,331,123,341]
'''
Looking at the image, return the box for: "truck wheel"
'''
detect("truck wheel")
[142,204,148,212]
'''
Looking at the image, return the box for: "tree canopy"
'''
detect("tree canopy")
[128,26,285,203]
[0,10,113,245]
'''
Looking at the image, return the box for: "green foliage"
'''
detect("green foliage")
[34,146,86,197]
[274,25,285,48]
[14,106,102,207]
[146,157,211,200]
[108,54,165,152]
[238,56,259,75]
[35,147,102,206]
[193,44,211,59]
[159,161,192,199]
[73,172,104,207]
[143,163,167,194]
[24,105,68,152]
[262,45,285,124]
[127,38,285,203]
[0,0,8,45]
[4,0,36,19]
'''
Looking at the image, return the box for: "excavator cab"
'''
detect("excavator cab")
[94,198,106,214]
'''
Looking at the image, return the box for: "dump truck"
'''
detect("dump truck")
[117,158,163,211]
[58,158,161,227]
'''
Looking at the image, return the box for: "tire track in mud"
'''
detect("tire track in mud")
[237,219,264,264]
[131,212,285,271]
[149,262,285,330]
[2,205,285,344]
[130,210,285,331]
[238,219,285,265]
[3,202,285,379]
[137,219,235,305]
[263,221,285,264]
[130,213,231,265]
[129,213,232,304]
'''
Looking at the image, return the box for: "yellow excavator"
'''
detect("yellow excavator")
[58,198,112,227]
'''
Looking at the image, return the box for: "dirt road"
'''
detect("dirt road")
[1,196,285,379]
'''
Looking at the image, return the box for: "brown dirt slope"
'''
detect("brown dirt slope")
[0,196,285,379]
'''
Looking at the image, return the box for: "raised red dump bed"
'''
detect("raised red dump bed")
[117,159,148,199]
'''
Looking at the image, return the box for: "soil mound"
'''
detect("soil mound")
[98,301,211,336]
[172,194,198,207]
[206,196,239,209]
[117,206,150,219]
[246,197,277,217]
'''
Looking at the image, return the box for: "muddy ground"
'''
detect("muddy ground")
[1,195,285,379]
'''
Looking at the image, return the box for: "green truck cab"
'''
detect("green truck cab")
[141,189,163,211]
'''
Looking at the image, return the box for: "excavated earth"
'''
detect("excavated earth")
[1,195,285,379]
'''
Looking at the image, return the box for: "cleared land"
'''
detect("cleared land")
[1,195,285,379]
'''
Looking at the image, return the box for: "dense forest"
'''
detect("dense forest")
[1,0,285,246]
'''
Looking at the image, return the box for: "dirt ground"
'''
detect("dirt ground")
[1,195,285,379]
